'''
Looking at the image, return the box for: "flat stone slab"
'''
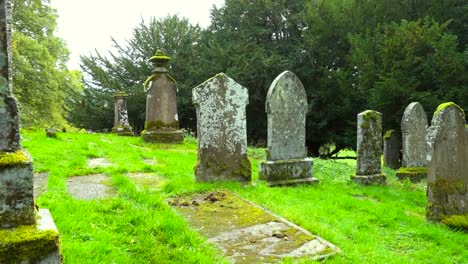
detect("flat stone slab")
[87,158,112,168]
[143,159,157,165]
[170,191,339,263]
[33,172,49,198]
[125,172,166,190]
[67,174,114,200]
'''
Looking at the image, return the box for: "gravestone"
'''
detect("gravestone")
[111,92,133,136]
[383,130,401,169]
[426,102,468,228]
[192,73,251,182]
[141,50,183,143]
[397,102,428,181]
[351,110,386,185]
[259,71,317,186]
[0,1,61,262]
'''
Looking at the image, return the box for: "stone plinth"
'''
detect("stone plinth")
[351,110,386,185]
[259,71,316,186]
[426,102,468,229]
[383,130,401,169]
[142,50,183,143]
[112,92,133,136]
[192,73,251,182]
[398,102,428,181]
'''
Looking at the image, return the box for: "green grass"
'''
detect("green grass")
[21,130,467,263]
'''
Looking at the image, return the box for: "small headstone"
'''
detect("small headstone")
[67,174,114,200]
[192,73,251,182]
[259,71,317,186]
[351,110,386,185]
[0,1,61,261]
[111,92,133,136]
[426,102,468,229]
[141,50,183,143]
[397,102,428,181]
[383,130,401,169]
[46,128,58,138]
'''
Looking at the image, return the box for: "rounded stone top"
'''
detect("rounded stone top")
[149,50,171,66]
[113,92,128,98]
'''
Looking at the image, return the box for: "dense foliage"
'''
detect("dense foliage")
[15,0,467,156]
[12,0,82,128]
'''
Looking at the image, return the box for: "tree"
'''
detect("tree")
[12,0,82,128]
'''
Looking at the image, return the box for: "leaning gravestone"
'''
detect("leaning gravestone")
[259,71,317,186]
[111,92,133,136]
[397,102,428,182]
[351,110,386,185]
[426,102,468,228]
[383,130,401,169]
[192,73,251,182]
[141,50,183,143]
[0,1,61,262]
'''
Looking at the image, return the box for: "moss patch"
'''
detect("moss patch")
[396,167,427,182]
[441,214,468,231]
[0,225,60,264]
[434,102,465,117]
[383,129,395,139]
[0,150,30,167]
[144,120,179,130]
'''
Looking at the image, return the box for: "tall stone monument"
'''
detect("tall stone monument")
[111,92,133,136]
[0,0,61,262]
[259,71,317,186]
[383,130,401,169]
[426,102,468,228]
[351,110,386,185]
[141,50,183,143]
[397,102,428,182]
[192,73,251,182]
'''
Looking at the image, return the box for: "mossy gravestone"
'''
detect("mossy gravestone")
[141,50,183,143]
[112,92,133,136]
[192,73,251,182]
[351,110,386,185]
[0,1,61,262]
[397,102,428,182]
[383,130,401,170]
[259,71,317,186]
[426,102,468,229]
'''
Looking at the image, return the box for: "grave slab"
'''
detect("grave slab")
[125,172,166,190]
[171,191,340,263]
[87,158,112,168]
[67,174,114,200]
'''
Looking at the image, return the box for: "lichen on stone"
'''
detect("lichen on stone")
[441,214,468,230]
[0,150,30,167]
[383,129,395,139]
[434,102,465,117]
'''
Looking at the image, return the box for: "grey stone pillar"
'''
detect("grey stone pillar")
[141,50,183,143]
[192,73,251,183]
[259,71,317,186]
[351,110,386,185]
[0,0,61,262]
[112,92,133,136]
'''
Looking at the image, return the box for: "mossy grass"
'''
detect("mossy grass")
[20,131,468,263]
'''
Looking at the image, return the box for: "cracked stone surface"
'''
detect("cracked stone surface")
[87,158,112,168]
[170,191,339,263]
[67,174,114,200]
[33,172,49,198]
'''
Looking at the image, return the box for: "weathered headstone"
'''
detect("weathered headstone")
[259,71,317,186]
[397,102,428,182]
[192,73,251,182]
[426,102,468,229]
[383,130,401,169]
[141,50,183,143]
[111,92,133,136]
[351,110,386,185]
[0,1,61,262]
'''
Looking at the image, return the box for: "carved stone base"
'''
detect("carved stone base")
[396,167,427,183]
[112,125,133,136]
[351,174,387,185]
[259,158,317,186]
[0,209,61,263]
[142,129,183,143]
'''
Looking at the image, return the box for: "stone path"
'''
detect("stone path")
[170,191,339,263]
[125,173,166,190]
[87,158,112,168]
[34,172,49,198]
[67,174,114,200]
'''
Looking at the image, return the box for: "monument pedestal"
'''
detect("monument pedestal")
[0,209,61,263]
[260,158,317,186]
[112,125,134,136]
[142,129,183,143]
[351,173,386,185]
[396,167,427,182]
